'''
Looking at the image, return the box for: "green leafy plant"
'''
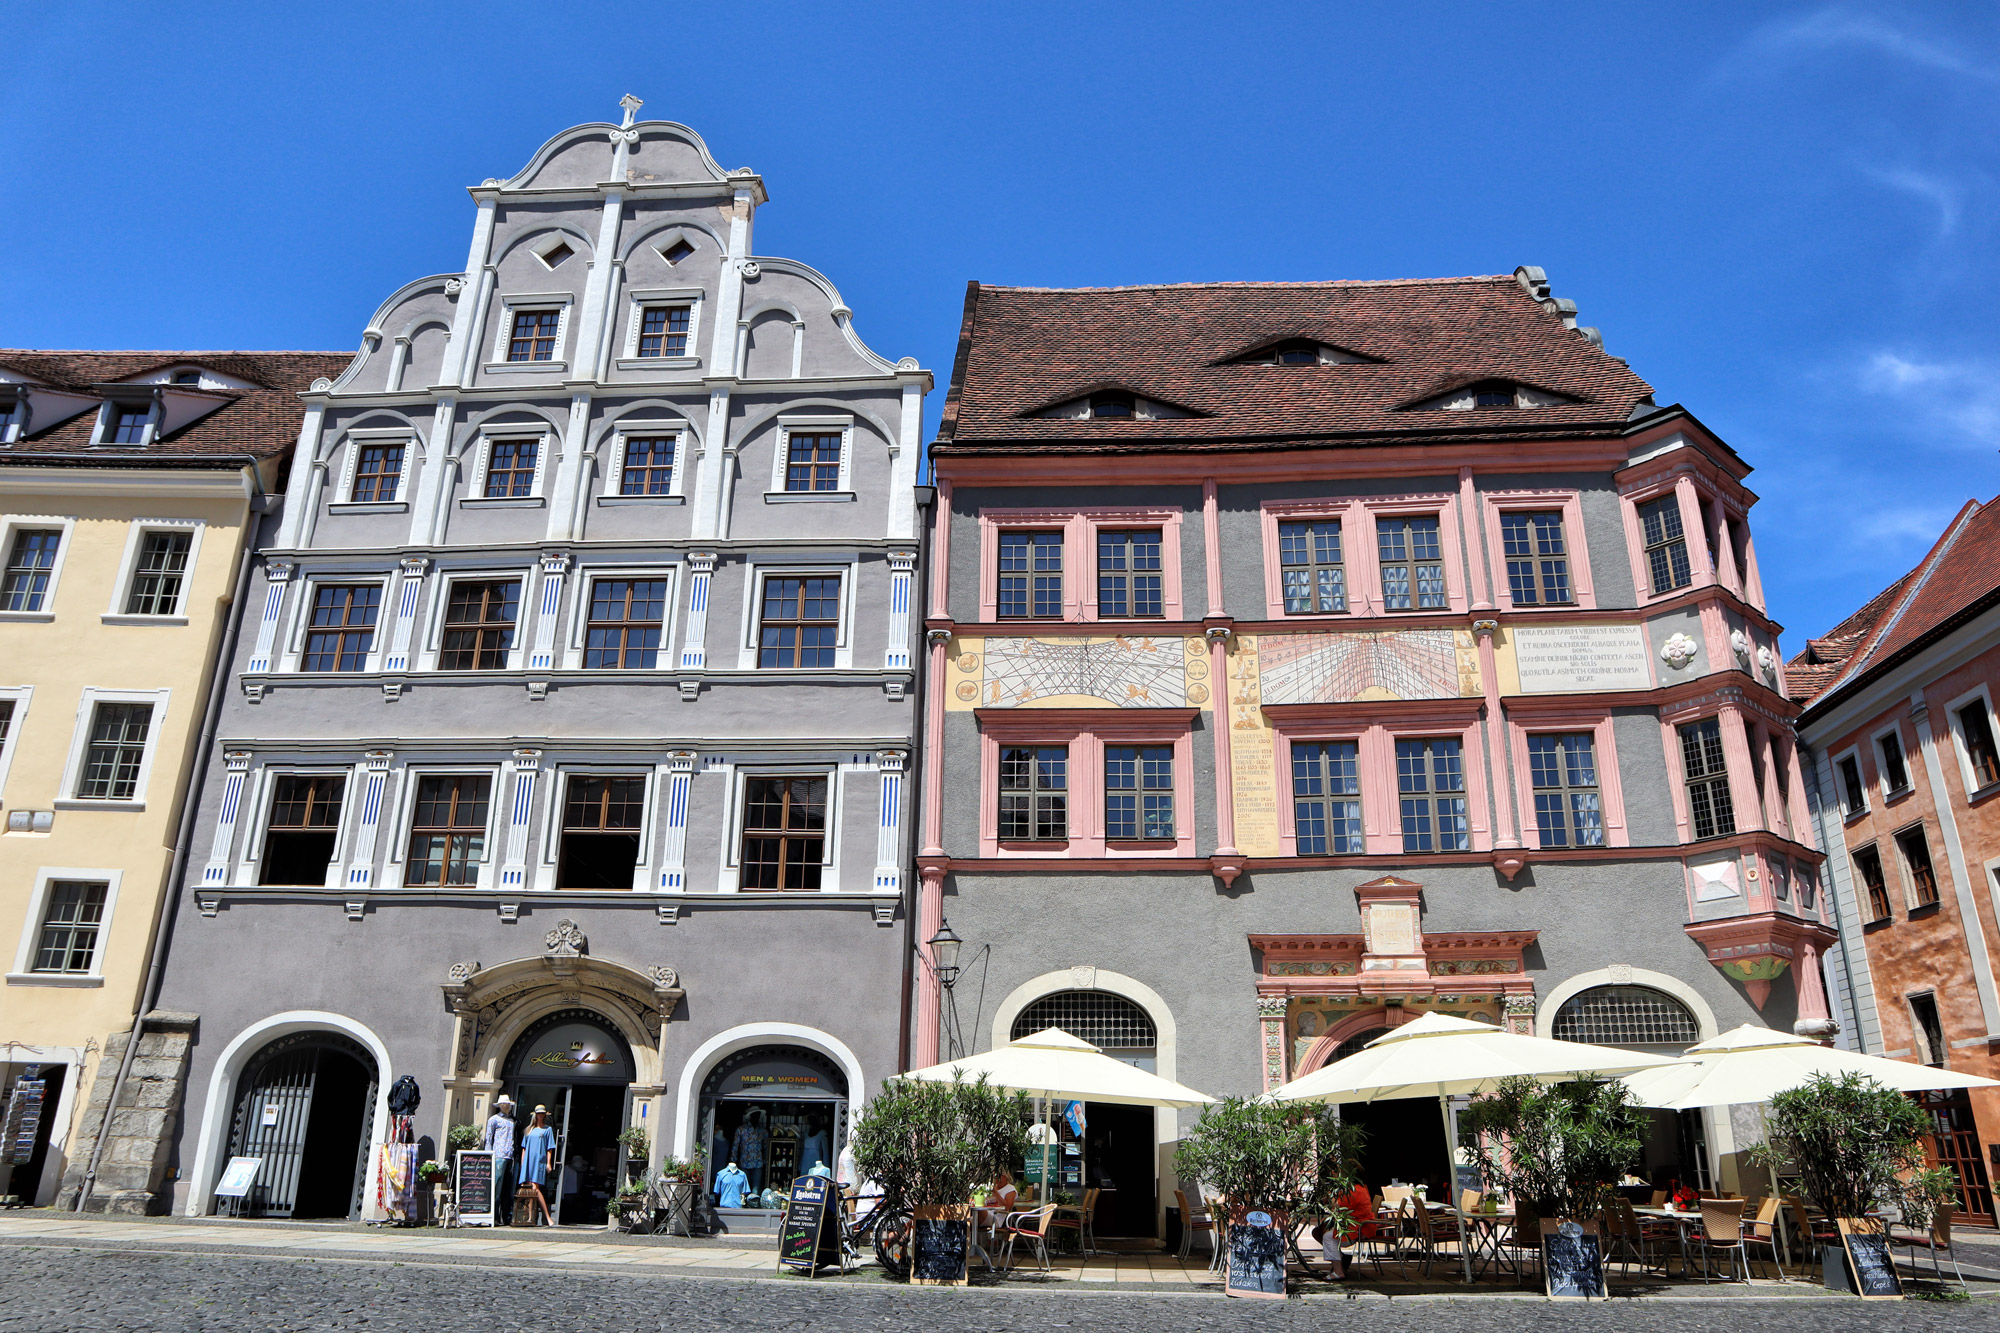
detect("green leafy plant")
[417,1159,450,1183]
[1458,1076,1642,1221]
[655,1155,702,1185]
[445,1123,481,1155]
[850,1074,1030,1207]
[1173,1097,1364,1227]
[1749,1072,1942,1221]
[618,1125,650,1157]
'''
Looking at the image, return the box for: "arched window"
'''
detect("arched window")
[1552,985,1698,1048]
[1332,1027,1389,1063]
[1012,991,1155,1049]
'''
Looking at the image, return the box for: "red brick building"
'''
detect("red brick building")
[1790,493,2000,1223]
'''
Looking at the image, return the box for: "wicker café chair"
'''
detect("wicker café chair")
[1890,1210,1967,1287]
[1000,1204,1058,1273]
[1174,1189,1215,1262]
[1741,1197,1785,1280]
[1696,1198,1750,1283]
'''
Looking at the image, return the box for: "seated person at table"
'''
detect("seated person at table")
[991,1172,1018,1211]
[1310,1183,1383,1279]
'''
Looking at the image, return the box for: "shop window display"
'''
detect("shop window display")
[697,1046,847,1213]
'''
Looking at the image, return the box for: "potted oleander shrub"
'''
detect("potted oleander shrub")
[1459,1075,1641,1222]
[1174,1098,1364,1291]
[1749,1073,1947,1285]
[851,1074,1029,1283]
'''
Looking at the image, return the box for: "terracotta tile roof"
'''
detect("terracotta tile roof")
[1788,496,2000,713]
[0,350,350,465]
[934,276,1655,452]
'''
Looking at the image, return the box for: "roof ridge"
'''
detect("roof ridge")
[977,275,1515,295]
[1821,498,1983,697]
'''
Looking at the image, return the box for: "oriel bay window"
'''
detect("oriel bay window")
[405,775,490,886]
[259,775,345,886]
[439,580,520,670]
[1637,496,1692,595]
[557,775,645,889]
[740,776,827,891]
[1677,717,1736,840]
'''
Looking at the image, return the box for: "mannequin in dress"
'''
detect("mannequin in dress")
[517,1106,556,1225]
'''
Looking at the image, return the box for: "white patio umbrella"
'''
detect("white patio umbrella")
[1622,1024,2000,1267]
[1268,1011,1683,1282]
[904,1028,1216,1211]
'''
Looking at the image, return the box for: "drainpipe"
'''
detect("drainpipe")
[75,473,266,1210]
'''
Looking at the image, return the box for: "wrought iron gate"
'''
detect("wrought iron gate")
[224,1032,377,1218]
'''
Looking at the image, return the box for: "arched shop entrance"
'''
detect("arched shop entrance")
[503,1009,636,1226]
[1552,983,1711,1194]
[224,1032,377,1218]
[698,1046,848,1217]
[1010,991,1159,1238]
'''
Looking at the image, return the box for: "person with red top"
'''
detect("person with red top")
[1309,1183,1382,1278]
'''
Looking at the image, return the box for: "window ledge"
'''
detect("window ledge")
[1842,808,1870,826]
[459,496,546,510]
[0,610,54,624]
[1968,779,2000,806]
[1910,901,1943,919]
[100,613,189,627]
[482,361,570,374]
[6,972,102,988]
[327,501,408,515]
[52,799,145,812]
[613,357,701,372]
[596,495,686,507]
[764,491,856,504]
[1882,785,1913,805]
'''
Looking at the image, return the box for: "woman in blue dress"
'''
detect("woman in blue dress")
[519,1105,557,1225]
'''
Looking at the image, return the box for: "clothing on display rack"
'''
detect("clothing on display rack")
[731,1110,769,1191]
[378,1114,419,1220]
[386,1075,422,1116]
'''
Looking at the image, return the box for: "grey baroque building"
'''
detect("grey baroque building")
[149,103,928,1221]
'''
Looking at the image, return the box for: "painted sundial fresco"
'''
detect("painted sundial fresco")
[946,635,1202,708]
[1257,629,1480,704]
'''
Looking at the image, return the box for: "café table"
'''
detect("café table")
[1455,1208,1520,1281]
[1631,1205,1705,1276]
[969,1204,1008,1270]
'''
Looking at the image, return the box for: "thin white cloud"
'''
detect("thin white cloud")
[1860,164,1963,236]
[1730,6,2000,82]
[1860,350,2000,446]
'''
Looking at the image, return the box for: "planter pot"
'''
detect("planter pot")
[910,1204,971,1286]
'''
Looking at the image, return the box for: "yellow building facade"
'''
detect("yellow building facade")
[0,352,341,1205]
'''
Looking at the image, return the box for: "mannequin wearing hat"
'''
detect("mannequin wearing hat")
[483,1095,519,1226]
[518,1104,557,1226]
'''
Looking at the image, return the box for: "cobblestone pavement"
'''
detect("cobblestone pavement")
[2,1244,1999,1333]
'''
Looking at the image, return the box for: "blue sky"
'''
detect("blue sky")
[5,2,1996,645]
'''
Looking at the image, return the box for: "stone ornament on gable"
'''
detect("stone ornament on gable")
[545,919,586,958]
[1659,632,1699,671]
[1756,645,1775,677]
[1729,628,1751,663]
[309,378,332,393]
[609,128,639,145]
[738,260,761,279]
[444,278,465,296]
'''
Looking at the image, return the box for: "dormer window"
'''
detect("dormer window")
[1473,384,1515,408]
[1225,340,1376,367]
[171,371,201,386]
[1404,379,1578,411]
[1031,389,1195,421]
[1089,392,1134,419]
[105,404,151,445]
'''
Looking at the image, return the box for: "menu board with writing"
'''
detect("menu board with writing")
[1225,1213,1288,1299]
[911,1210,970,1286]
[1542,1218,1606,1299]
[1838,1218,1903,1299]
[455,1150,495,1226]
[777,1175,839,1274]
[1512,624,1651,694]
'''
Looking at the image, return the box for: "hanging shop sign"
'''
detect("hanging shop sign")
[455,1150,496,1227]
[706,1050,846,1100]
[517,1023,626,1081]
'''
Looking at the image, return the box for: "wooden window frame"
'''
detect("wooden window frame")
[437,579,521,671]
[636,304,692,359]
[618,436,677,497]
[1259,493,1467,619]
[76,701,153,802]
[1289,737,1364,855]
[299,583,383,673]
[30,880,109,975]
[1895,823,1942,909]
[1946,685,2000,798]
[1095,528,1166,620]
[1676,716,1737,841]
[1103,743,1175,843]
[1,527,63,614]
[1504,709,1629,850]
[481,436,540,499]
[1872,722,1913,800]
[1394,735,1472,852]
[1480,489,1595,610]
[782,431,843,493]
[1376,514,1451,614]
[1000,744,1071,843]
[506,308,562,363]
[996,530,1065,620]
[978,507,1186,623]
[1833,745,1869,821]
[737,774,830,892]
[1276,518,1348,616]
[257,774,347,888]
[1268,703,1492,856]
[582,576,667,669]
[350,442,405,504]
[402,773,493,887]
[755,574,842,669]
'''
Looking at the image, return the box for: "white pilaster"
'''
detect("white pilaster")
[889,379,923,540]
[690,386,731,540]
[528,551,571,670]
[546,391,594,541]
[382,557,431,673]
[873,750,907,894]
[200,752,254,887]
[274,403,326,549]
[345,751,395,889]
[677,552,717,687]
[413,397,457,546]
[444,198,499,388]
[884,550,915,671]
[500,749,541,890]
[571,188,625,384]
[657,751,696,892]
[245,562,295,674]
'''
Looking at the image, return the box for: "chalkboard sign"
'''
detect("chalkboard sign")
[910,1209,970,1286]
[777,1175,839,1274]
[1838,1218,1903,1300]
[1541,1218,1606,1299]
[1225,1213,1288,1300]
[455,1150,495,1226]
